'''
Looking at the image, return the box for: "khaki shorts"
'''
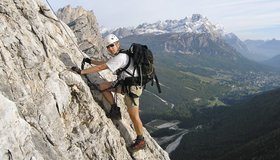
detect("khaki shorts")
[124,86,143,108]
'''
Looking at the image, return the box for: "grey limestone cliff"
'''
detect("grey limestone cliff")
[0,0,169,160]
[56,5,108,60]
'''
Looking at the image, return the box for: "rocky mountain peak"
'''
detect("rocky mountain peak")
[56,5,91,24]
[57,5,107,59]
[191,14,203,22]
[0,1,169,160]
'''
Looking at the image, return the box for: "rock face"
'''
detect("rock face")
[0,0,169,160]
[56,5,108,60]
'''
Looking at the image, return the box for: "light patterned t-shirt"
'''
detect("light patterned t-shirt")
[106,52,138,79]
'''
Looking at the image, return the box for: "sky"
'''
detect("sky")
[45,0,280,40]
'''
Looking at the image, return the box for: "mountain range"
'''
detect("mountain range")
[104,15,280,69]
[225,36,280,63]
[104,14,223,38]
[244,39,280,61]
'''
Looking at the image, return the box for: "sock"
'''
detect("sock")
[136,135,144,140]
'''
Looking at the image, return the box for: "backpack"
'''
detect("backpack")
[117,43,161,93]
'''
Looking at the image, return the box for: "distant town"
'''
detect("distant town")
[219,71,280,95]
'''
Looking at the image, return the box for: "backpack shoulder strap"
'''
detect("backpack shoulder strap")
[116,49,132,76]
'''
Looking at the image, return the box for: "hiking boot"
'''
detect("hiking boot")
[107,105,121,120]
[128,137,146,152]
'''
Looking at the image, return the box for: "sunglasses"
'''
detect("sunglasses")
[106,44,115,49]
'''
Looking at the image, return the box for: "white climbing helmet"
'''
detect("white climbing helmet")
[104,34,119,46]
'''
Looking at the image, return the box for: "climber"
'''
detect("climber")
[71,34,146,152]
